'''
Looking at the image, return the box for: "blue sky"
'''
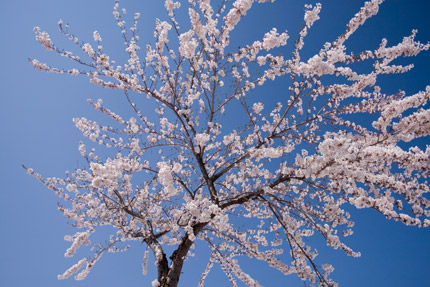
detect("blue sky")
[1,0,430,286]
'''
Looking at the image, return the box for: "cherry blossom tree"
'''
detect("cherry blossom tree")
[27,0,430,286]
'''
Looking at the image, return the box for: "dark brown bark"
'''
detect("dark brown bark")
[154,222,207,287]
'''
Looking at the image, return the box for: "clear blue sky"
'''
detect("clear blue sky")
[1,0,429,286]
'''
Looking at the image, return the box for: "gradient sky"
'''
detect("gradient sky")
[1,0,430,286]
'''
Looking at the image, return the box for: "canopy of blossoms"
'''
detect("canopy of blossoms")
[27,0,430,286]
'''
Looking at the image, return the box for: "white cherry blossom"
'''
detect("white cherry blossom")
[28,1,430,287]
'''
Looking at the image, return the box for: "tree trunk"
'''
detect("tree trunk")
[156,222,207,287]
